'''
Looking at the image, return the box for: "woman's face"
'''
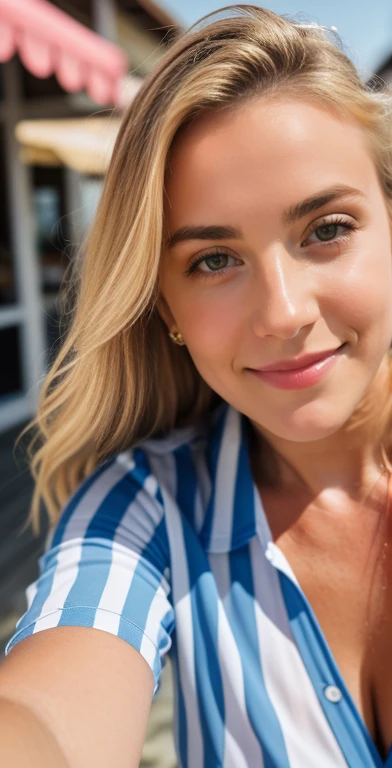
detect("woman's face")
[159,97,392,443]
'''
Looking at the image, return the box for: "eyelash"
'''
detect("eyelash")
[184,215,357,278]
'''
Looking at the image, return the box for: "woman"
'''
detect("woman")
[1,5,392,767]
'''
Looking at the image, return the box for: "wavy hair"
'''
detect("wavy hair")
[16,5,392,535]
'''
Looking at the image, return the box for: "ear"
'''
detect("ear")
[156,293,177,332]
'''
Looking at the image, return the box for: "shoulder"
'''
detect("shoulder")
[44,400,236,561]
[47,407,221,544]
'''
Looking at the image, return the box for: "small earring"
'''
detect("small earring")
[168,330,185,346]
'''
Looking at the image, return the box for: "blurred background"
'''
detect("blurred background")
[0,1,390,766]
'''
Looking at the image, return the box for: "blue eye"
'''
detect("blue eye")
[184,216,357,279]
[305,217,356,246]
[200,253,233,271]
[185,251,241,277]
[312,223,339,241]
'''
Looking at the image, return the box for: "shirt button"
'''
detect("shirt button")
[324,685,342,703]
[265,544,274,562]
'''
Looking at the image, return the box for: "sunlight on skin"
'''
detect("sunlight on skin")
[159,97,392,498]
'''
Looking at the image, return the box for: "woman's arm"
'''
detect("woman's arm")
[0,626,155,768]
[0,697,70,767]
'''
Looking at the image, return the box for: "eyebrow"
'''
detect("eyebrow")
[166,184,365,248]
[283,184,365,225]
[167,225,242,249]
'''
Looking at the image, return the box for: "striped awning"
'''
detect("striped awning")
[0,0,129,105]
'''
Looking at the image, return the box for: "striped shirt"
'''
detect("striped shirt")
[5,402,390,768]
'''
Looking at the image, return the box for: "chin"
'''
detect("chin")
[256,400,355,444]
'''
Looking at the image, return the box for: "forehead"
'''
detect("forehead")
[165,98,377,227]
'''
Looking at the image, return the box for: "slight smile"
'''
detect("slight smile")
[246,344,347,390]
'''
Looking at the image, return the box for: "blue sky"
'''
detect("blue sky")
[159,1,392,78]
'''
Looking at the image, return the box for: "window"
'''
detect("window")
[0,326,23,396]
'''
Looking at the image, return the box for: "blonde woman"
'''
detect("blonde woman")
[1,5,392,767]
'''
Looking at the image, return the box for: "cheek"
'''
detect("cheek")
[173,287,247,373]
[188,297,241,354]
[329,236,392,340]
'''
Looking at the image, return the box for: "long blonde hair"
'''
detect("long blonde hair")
[17,5,392,535]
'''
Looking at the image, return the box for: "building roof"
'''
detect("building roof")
[376,52,392,78]
[368,52,392,89]
[118,0,182,35]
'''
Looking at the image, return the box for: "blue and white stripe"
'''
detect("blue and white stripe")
[5,403,391,767]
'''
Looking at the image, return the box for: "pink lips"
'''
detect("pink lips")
[248,344,346,390]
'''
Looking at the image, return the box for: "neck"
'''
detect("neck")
[249,355,392,503]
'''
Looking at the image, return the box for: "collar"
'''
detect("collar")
[198,402,269,553]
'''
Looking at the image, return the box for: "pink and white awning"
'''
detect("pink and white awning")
[0,0,129,105]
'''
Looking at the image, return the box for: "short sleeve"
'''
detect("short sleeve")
[5,448,175,700]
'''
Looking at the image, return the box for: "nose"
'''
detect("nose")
[250,246,320,340]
